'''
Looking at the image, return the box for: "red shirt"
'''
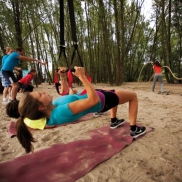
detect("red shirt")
[19,73,34,86]
[153,65,162,74]
[54,72,59,83]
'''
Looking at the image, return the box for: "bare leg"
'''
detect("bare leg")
[114,90,146,138]
[10,83,19,100]
[3,87,9,99]
[60,79,69,95]
[109,106,117,118]
[8,87,12,100]
[115,90,138,126]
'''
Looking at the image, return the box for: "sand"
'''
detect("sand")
[0,82,182,182]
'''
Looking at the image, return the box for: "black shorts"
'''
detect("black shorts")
[18,82,34,92]
[96,89,119,112]
[2,70,18,84]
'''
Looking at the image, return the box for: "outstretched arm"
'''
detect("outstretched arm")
[18,55,45,65]
[68,66,100,114]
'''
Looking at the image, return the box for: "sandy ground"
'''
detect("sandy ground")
[0,81,182,182]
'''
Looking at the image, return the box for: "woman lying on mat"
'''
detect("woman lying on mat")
[6,66,146,153]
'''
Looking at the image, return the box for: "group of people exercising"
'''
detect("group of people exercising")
[0,47,45,104]
[1,47,146,154]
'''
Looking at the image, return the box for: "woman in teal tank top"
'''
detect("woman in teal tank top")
[7,66,146,153]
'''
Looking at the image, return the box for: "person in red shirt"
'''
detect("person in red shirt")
[151,61,164,92]
[18,69,37,92]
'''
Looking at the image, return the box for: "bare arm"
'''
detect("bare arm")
[14,66,22,71]
[18,55,45,65]
[44,125,56,129]
[58,67,69,94]
[68,66,100,114]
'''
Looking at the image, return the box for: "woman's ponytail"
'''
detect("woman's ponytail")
[16,117,36,153]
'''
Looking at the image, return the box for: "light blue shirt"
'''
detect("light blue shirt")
[2,55,8,66]
[46,94,102,125]
[2,52,20,71]
[1,55,8,71]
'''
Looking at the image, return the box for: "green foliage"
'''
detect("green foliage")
[0,0,181,84]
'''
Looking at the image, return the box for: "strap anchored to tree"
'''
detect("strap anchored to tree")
[55,0,91,96]
[67,0,84,67]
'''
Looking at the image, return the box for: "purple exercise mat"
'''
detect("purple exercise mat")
[2,122,153,182]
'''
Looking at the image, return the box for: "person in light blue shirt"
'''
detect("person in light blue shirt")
[1,47,45,100]
[0,47,13,104]
[2,52,20,71]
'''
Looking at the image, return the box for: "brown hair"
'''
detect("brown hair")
[6,100,20,118]
[28,69,36,74]
[16,92,45,153]
[16,47,24,52]
[154,61,162,67]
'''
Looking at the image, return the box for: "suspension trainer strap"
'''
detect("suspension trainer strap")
[55,0,92,96]
[54,0,67,95]
[58,0,69,68]
[67,0,84,67]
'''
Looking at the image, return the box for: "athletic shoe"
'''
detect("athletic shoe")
[130,126,146,138]
[93,112,108,117]
[110,119,125,129]
[2,100,8,105]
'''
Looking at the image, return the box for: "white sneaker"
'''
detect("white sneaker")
[93,111,108,117]
[2,100,8,105]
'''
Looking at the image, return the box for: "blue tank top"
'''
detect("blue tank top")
[46,92,103,125]
[1,55,8,71]
[2,52,20,71]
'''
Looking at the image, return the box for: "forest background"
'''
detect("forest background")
[0,0,182,89]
